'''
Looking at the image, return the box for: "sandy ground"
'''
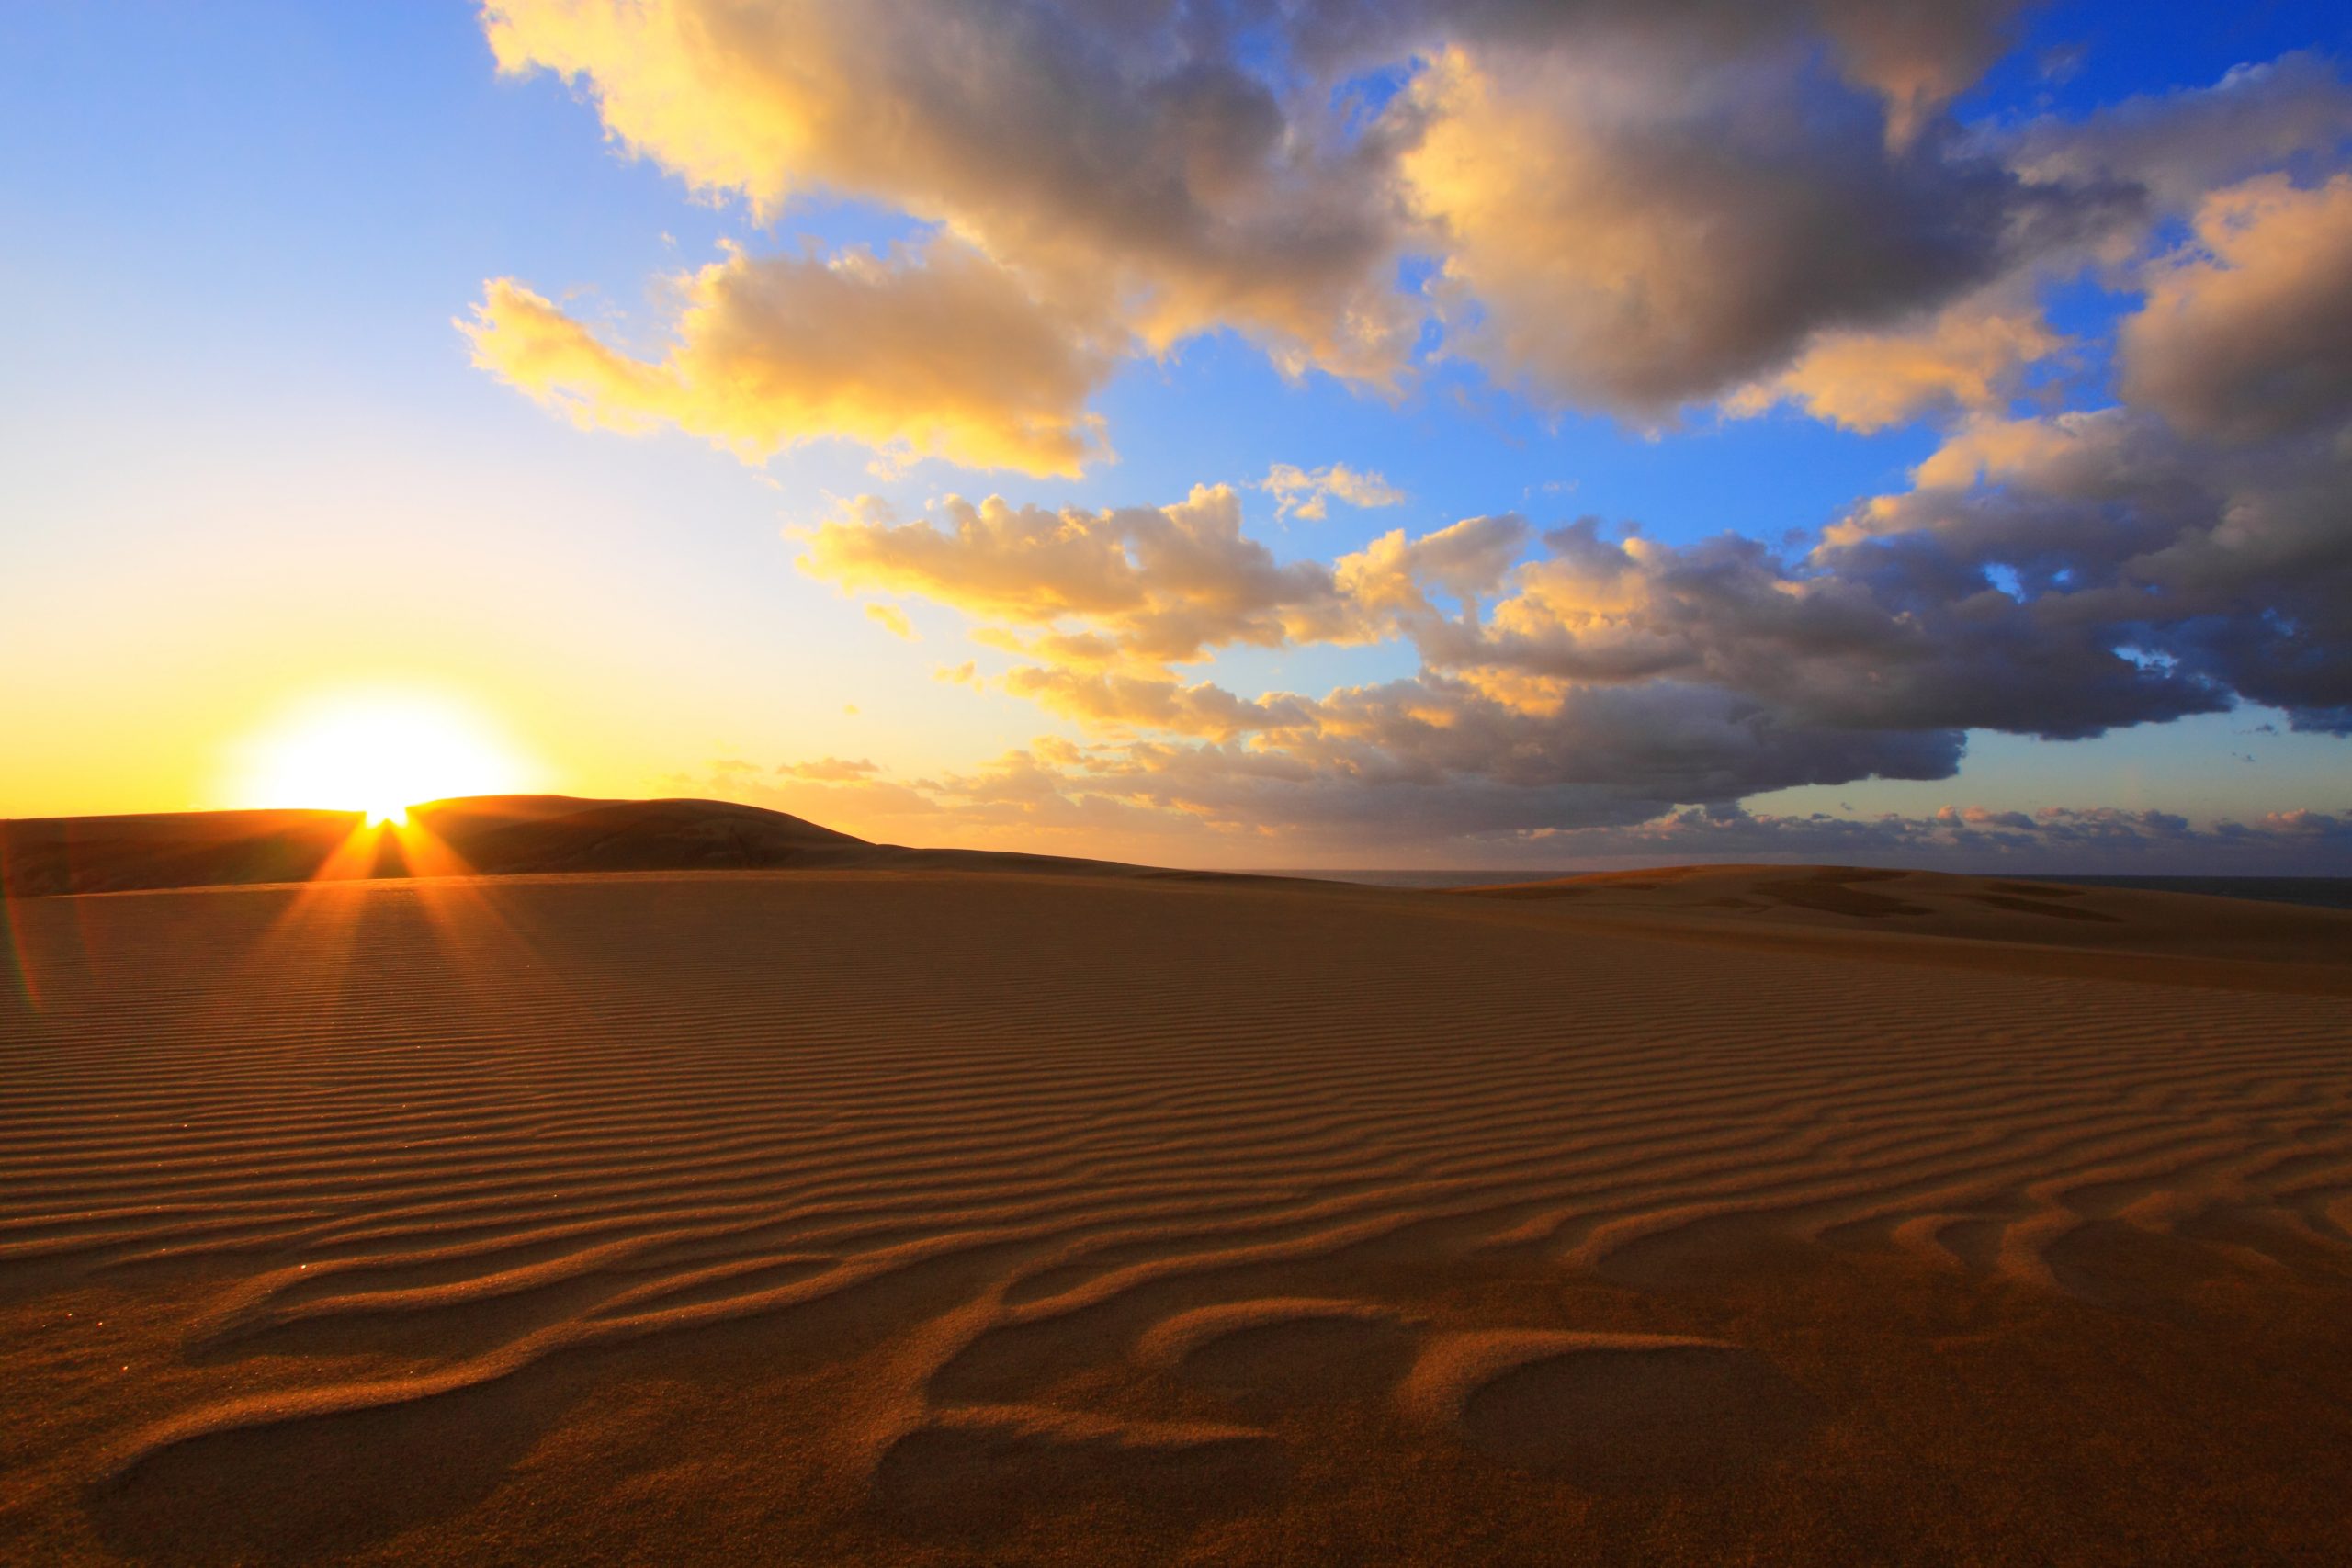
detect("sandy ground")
[5,867,2351,1565]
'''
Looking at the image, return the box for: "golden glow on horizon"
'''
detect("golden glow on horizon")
[229,691,535,821]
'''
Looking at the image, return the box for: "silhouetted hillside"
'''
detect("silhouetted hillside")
[0,795,1239,897]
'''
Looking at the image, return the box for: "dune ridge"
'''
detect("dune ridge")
[5,865,2352,1562]
[0,795,1249,899]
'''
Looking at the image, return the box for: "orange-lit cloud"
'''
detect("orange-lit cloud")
[799,486,1360,669]
[775,756,880,781]
[2121,173,2352,440]
[1397,47,2022,421]
[480,0,1414,389]
[864,603,917,639]
[462,241,1114,476]
[1902,410,2106,493]
[1731,291,2066,432]
[1000,667,1312,741]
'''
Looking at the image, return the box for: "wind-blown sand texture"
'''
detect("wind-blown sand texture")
[5,841,2352,1563]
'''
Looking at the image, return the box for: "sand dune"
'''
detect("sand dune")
[1456,863,2352,987]
[0,795,1243,898]
[5,858,2352,1563]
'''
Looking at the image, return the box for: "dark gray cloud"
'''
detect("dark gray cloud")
[2002,51,2352,215]
[1835,410,2352,734]
[2119,173,2352,442]
[1410,517,2230,739]
[998,679,1961,844]
[1400,43,2090,418]
[743,746,2351,868]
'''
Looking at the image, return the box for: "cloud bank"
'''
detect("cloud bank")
[469,4,2352,862]
[782,162,2352,849]
[705,748,2352,873]
[468,0,2346,465]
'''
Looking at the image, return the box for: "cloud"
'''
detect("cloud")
[2120,173,2352,441]
[1833,406,2352,732]
[865,603,917,639]
[1729,288,2067,432]
[474,0,2132,452]
[776,756,879,780]
[1285,0,2029,137]
[711,747,2350,872]
[463,8,2352,855]
[798,342,2352,833]
[1397,45,2046,420]
[462,241,1114,476]
[1389,42,2338,430]
[999,667,1315,741]
[1334,513,1529,618]
[1263,462,1406,522]
[790,471,1981,824]
[1808,0,2030,146]
[481,0,1416,387]
[798,485,1357,668]
[1438,515,2231,739]
[1501,800,2352,874]
[2003,52,2352,218]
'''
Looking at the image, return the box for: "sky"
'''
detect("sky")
[4,0,2350,873]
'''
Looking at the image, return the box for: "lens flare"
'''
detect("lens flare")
[230,691,534,818]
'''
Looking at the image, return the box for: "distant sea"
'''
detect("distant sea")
[1270,869,2352,912]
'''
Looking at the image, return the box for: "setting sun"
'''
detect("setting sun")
[228,692,534,823]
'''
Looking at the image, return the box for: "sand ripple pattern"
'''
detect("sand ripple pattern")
[3,871,2349,1551]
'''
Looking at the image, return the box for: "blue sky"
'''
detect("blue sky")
[4,1,2349,870]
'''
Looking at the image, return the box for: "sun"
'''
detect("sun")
[232,691,534,823]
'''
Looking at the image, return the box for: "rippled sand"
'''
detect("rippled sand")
[5,868,2350,1564]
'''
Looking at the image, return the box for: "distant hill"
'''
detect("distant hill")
[0,795,1240,897]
